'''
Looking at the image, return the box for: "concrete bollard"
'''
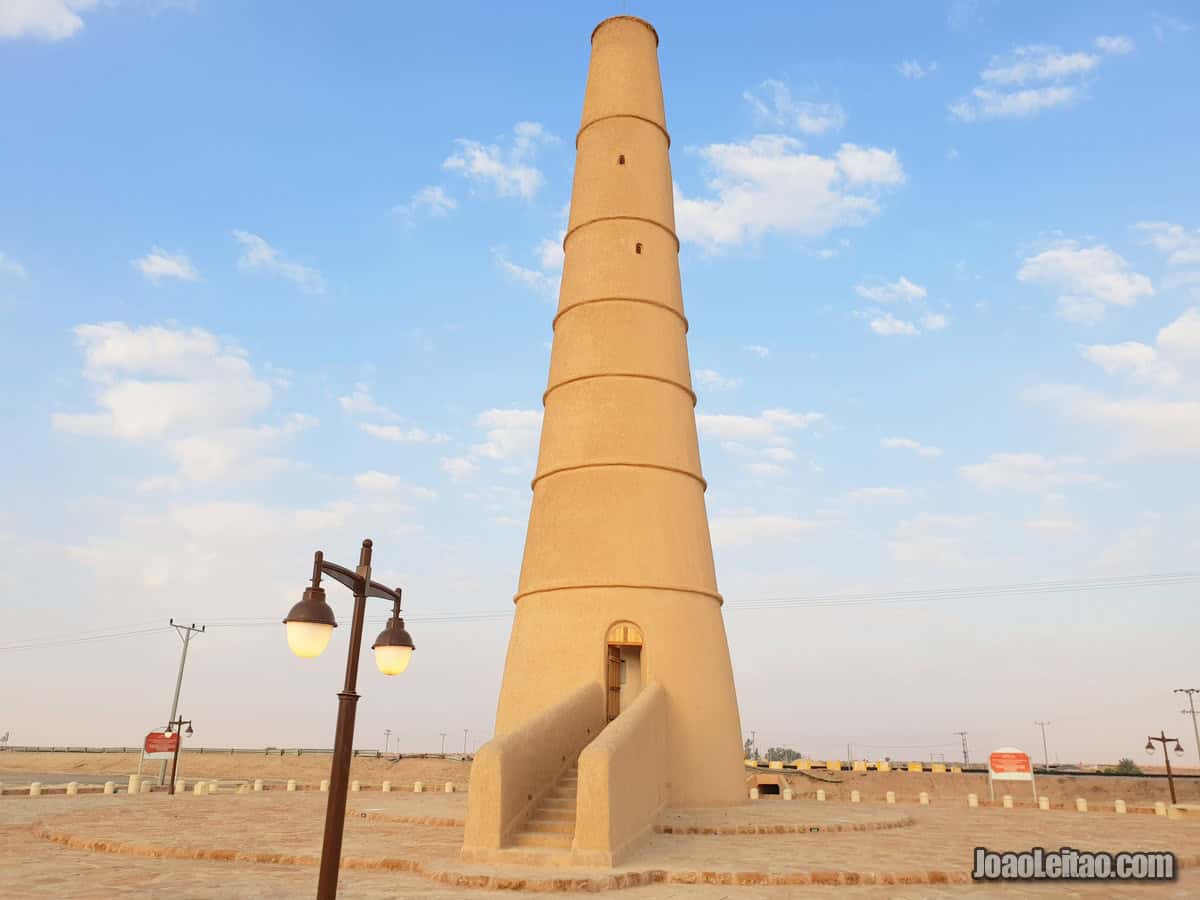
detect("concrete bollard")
[919,792,929,806]
[413,781,424,793]
[381,780,391,793]
[193,782,205,796]
[104,782,115,795]
[1002,795,1013,809]
[444,782,455,793]
[749,787,760,799]
[320,779,329,793]
[287,780,297,792]
[816,789,826,802]
[254,779,263,792]
[236,784,249,794]
[783,788,794,800]
[1115,799,1126,814]
[351,780,361,792]
[1075,797,1087,812]
[30,782,42,797]
[140,780,153,794]
[1038,796,1050,811]
[850,789,861,803]
[66,782,78,796]
[128,774,141,795]
[175,780,185,794]
[1154,802,1167,816]
[885,791,895,804]
[967,793,978,808]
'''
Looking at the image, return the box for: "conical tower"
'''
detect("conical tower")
[464,16,744,864]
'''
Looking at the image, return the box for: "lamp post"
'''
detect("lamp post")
[1144,730,1185,805]
[164,716,194,795]
[283,539,414,900]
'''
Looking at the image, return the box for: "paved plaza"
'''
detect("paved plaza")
[3,788,1199,897]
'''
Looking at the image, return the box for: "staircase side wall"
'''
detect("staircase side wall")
[462,681,605,855]
[572,682,669,866]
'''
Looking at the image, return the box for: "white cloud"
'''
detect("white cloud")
[1136,221,1200,268]
[835,144,905,186]
[0,251,28,278]
[921,312,949,331]
[960,452,1099,493]
[133,247,199,284]
[442,121,556,201]
[393,185,457,218]
[359,423,446,443]
[51,322,309,482]
[338,383,399,420]
[1158,307,1200,361]
[896,60,937,80]
[674,135,905,250]
[698,408,822,443]
[1152,13,1192,42]
[744,462,786,477]
[868,312,919,336]
[233,230,326,295]
[693,368,742,390]
[1094,35,1134,55]
[470,408,542,462]
[1018,240,1153,324]
[855,276,926,303]
[888,513,979,567]
[440,456,479,481]
[1025,517,1084,536]
[535,237,564,272]
[743,79,845,134]
[743,344,770,359]
[353,470,437,499]
[951,40,1129,121]
[493,248,557,298]
[1033,385,1200,455]
[710,513,817,548]
[1,0,96,41]
[1079,341,1180,387]
[844,486,910,504]
[882,437,942,457]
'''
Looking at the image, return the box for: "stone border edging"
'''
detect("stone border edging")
[655,816,915,835]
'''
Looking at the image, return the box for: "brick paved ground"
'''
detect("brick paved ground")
[2,791,1198,897]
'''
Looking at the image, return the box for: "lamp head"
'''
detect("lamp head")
[284,585,337,658]
[1174,742,1185,757]
[1145,741,1156,755]
[371,615,414,676]
[185,724,194,737]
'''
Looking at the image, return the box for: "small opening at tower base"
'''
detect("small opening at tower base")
[759,783,781,796]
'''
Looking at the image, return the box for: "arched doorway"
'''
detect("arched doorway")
[605,621,643,722]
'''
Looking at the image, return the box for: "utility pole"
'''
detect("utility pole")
[159,620,204,786]
[463,728,469,757]
[383,729,392,754]
[847,742,853,762]
[1175,689,1200,767]
[1034,721,1051,771]
[440,732,447,756]
[954,731,969,765]
[750,730,757,760]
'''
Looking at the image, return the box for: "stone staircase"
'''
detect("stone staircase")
[511,763,578,850]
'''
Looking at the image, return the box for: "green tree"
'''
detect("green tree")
[765,746,802,762]
[1104,758,1143,776]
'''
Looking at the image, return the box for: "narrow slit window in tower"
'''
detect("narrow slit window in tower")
[635,242,643,255]
[618,154,626,165]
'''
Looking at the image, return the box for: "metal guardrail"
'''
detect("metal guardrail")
[0,746,470,759]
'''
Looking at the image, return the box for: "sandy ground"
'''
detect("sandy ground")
[3,789,1199,898]
[0,752,470,788]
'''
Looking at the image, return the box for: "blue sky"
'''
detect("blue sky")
[1,1,1198,765]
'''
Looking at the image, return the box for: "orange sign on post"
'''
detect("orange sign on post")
[143,731,179,759]
[987,746,1036,802]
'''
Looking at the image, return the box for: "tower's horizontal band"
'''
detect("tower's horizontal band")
[531,460,707,491]
[576,113,671,149]
[514,582,723,605]
[563,216,680,252]
[543,371,696,406]
[553,296,688,332]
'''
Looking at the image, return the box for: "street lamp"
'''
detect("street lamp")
[1144,730,1185,805]
[283,539,415,900]
[164,716,194,795]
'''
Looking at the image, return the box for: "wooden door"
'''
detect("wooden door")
[606,645,621,721]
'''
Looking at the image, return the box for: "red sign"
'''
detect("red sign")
[989,748,1033,780]
[144,731,179,756]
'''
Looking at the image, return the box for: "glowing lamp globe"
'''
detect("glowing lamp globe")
[283,587,337,658]
[371,617,415,676]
